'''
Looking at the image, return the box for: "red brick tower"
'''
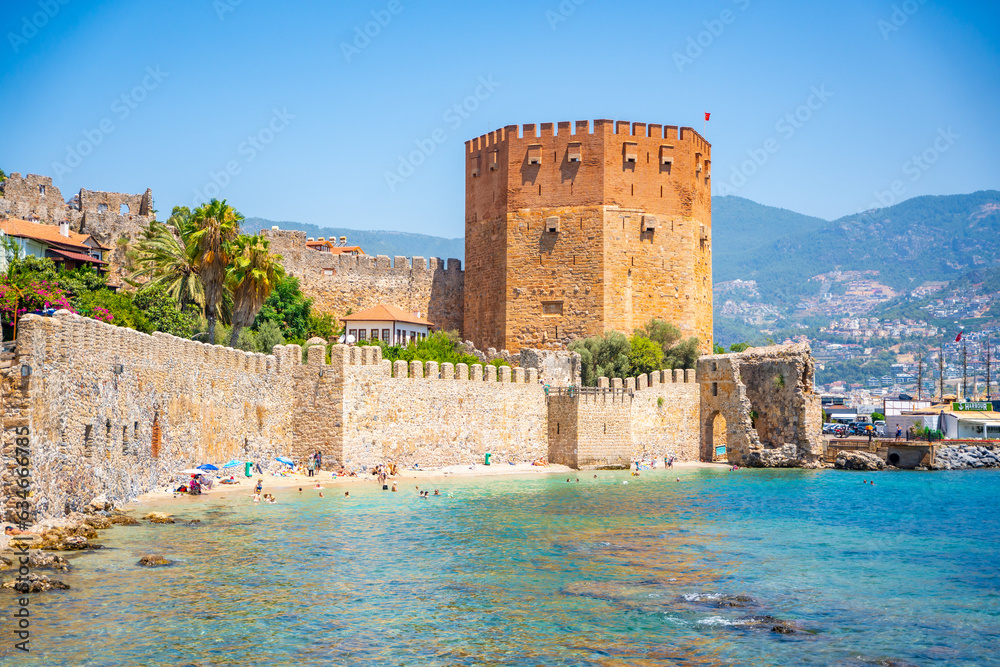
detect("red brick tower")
[464,119,713,354]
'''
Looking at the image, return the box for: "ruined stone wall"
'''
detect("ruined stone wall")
[0,173,66,224]
[464,120,713,354]
[697,344,822,468]
[262,229,464,334]
[1,312,295,520]
[546,369,700,468]
[0,174,154,284]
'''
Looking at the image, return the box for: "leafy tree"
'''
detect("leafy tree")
[255,319,286,352]
[570,331,632,386]
[226,234,285,347]
[57,266,107,295]
[132,285,195,337]
[635,317,700,369]
[713,343,726,354]
[308,312,337,340]
[253,275,311,340]
[73,290,151,332]
[728,342,751,353]
[377,330,497,368]
[870,412,886,422]
[190,199,243,344]
[130,215,206,314]
[664,336,701,370]
[0,168,6,183]
[628,335,663,376]
[637,318,681,353]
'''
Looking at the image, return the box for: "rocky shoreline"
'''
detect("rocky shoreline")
[1,497,181,594]
[931,445,1000,470]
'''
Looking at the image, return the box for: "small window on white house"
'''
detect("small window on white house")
[348,329,358,340]
[358,330,367,341]
[371,329,379,341]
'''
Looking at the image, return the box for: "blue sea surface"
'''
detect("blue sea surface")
[3,467,999,666]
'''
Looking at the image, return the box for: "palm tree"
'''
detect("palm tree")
[190,199,242,344]
[130,209,205,313]
[227,234,285,348]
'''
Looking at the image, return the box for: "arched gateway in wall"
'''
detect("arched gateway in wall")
[696,344,824,468]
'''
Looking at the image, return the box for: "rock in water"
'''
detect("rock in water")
[835,451,885,471]
[736,614,797,634]
[137,555,173,567]
[110,513,140,526]
[2,573,70,592]
[143,512,176,524]
[28,552,71,571]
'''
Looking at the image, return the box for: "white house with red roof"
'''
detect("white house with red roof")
[341,304,433,346]
[0,218,109,273]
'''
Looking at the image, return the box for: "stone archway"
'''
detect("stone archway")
[703,411,727,462]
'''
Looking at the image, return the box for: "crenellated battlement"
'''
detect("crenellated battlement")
[465,119,710,153]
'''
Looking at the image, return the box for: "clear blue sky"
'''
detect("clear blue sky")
[2,0,998,237]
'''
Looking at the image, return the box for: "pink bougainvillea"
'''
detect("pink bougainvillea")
[0,279,75,327]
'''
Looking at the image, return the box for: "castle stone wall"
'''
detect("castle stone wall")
[546,370,699,468]
[1,312,294,519]
[262,229,464,334]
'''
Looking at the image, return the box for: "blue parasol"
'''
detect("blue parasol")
[275,456,294,466]
[221,459,243,469]
[197,464,219,471]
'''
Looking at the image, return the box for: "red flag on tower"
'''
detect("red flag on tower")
[704,112,711,121]
[956,331,964,342]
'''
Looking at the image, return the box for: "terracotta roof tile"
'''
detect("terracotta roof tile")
[340,304,433,326]
[0,218,95,250]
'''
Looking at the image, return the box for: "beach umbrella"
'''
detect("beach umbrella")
[222,459,243,469]
[275,456,294,466]
[197,464,219,471]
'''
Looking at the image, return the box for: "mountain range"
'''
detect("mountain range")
[245,190,1000,345]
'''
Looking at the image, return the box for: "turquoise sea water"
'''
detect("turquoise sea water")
[3,467,1000,666]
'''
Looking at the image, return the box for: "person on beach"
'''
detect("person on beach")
[255,479,263,494]
[391,482,397,492]
[307,455,315,478]
[298,488,303,492]
[433,489,440,496]
[895,425,902,441]
[319,492,324,497]
[253,493,261,503]
[344,491,350,498]
[4,526,33,536]
[315,450,323,471]
[667,456,675,469]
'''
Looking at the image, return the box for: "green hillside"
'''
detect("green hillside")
[712,196,827,280]
[718,191,1000,303]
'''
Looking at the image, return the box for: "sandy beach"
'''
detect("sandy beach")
[126,459,724,512]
